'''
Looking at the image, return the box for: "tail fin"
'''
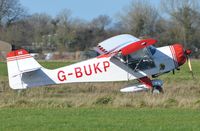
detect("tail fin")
[7,49,42,89]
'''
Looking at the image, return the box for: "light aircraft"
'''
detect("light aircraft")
[6,34,192,93]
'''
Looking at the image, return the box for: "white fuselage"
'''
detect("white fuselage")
[20,46,175,88]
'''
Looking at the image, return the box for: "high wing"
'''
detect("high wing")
[94,34,140,54]
[94,34,157,57]
[94,34,158,92]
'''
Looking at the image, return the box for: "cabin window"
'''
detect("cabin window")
[148,46,156,55]
[123,48,156,71]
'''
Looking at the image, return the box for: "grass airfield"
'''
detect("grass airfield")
[0,60,200,130]
[1,108,200,131]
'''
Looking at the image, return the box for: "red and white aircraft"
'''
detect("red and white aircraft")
[6,34,192,93]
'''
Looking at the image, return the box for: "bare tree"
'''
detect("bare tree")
[90,15,111,30]
[0,0,26,26]
[120,0,159,37]
[161,0,200,48]
[56,9,76,52]
[27,13,54,49]
[2,20,33,47]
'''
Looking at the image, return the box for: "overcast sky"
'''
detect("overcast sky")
[20,0,160,21]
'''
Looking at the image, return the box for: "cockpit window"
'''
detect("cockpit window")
[120,48,156,71]
[148,46,156,55]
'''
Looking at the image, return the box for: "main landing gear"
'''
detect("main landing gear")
[152,85,164,94]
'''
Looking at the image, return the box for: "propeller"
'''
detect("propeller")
[185,49,194,78]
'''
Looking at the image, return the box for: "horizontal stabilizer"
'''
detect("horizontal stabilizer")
[12,67,41,77]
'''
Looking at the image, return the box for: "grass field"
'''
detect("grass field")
[0,60,200,130]
[0,108,200,131]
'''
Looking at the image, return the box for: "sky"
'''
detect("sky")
[20,0,160,21]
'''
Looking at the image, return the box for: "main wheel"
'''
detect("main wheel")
[152,86,164,94]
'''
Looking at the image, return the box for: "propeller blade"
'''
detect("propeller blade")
[187,57,194,78]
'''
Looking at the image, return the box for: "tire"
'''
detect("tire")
[152,86,164,94]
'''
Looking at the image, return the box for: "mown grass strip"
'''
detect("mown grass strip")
[0,108,200,131]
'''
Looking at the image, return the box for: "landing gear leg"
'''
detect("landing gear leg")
[152,86,164,94]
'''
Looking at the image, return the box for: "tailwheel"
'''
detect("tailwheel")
[152,86,164,94]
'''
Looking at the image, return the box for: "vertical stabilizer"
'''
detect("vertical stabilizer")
[7,49,42,89]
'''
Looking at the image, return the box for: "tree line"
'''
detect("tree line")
[0,0,200,57]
